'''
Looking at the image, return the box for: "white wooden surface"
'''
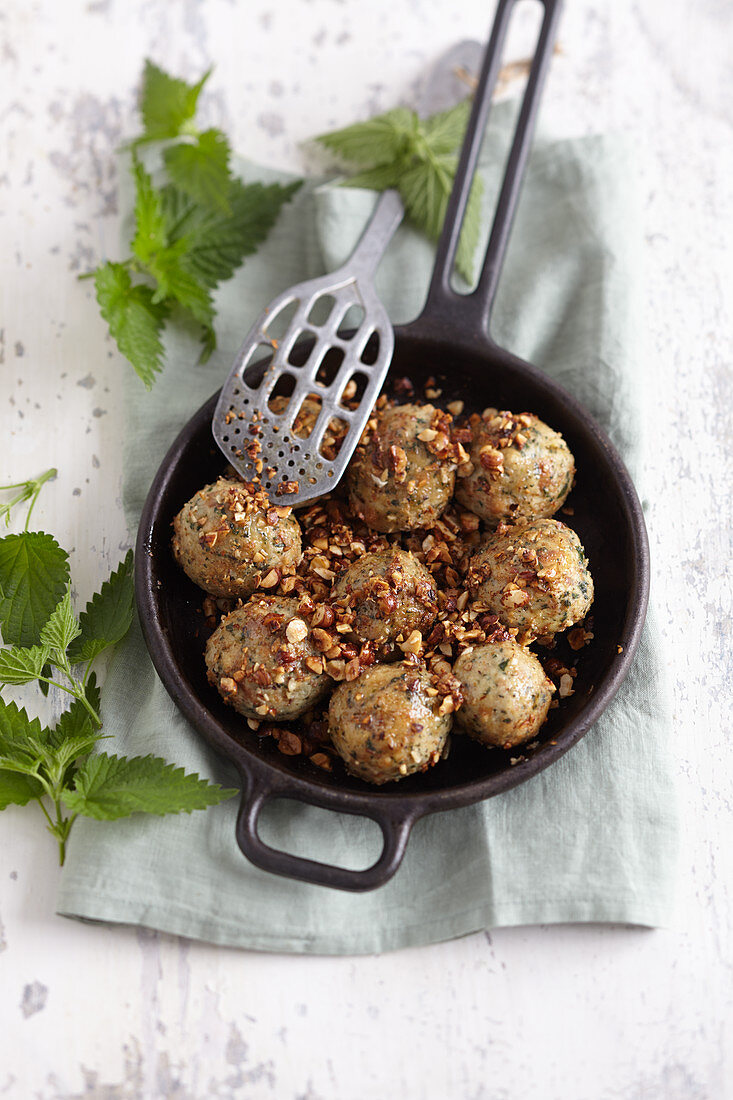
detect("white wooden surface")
[1,0,731,1096]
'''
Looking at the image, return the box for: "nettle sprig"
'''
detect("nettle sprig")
[88,61,301,389]
[0,473,236,864]
[315,100,483,282]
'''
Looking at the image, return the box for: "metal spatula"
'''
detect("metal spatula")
[213,44,480,507]
[213,188,403,506]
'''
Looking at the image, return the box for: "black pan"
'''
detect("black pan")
[135,0,649,892]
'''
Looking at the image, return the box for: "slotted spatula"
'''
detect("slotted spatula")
[213,187,403,506]
[212,46,477,507]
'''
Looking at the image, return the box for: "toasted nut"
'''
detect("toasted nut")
[304,655,325,675]
[312,604,335,628]
[260,568,280,588]
[278,730,302,756]
[447,400,464,416]
[417,428,438,443]
[285,618,308,644]
[399,629,423,655]
[344,657,361,681]
[312,628,332,652]
[459,512,480,533]
[276,480,300,496]
[219,676,238,695]
[559,674,575,698]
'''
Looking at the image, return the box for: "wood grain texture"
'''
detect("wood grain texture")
[0,0,731,1096]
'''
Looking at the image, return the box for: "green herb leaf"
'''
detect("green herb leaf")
[94,262,169,389]
[0,532,69,646]
[163,128,232,212]
[0,644,51,686]
[40,587,81,657]
[130,158,168,266]
[148,245,215,328]
[454,175,483,285]
[129,161,215,329]
[422,99,472,154]
[316,107,417,166]
[62,753,238,820]
[163,178,302,289]
[89,62,301,389]
[0,770,43,810]
[0,698,47,798]
[343,163,404,191]
[139,59,210,142]
[50,674,101,760]
[68,551,134,666]
[317,97,482,281]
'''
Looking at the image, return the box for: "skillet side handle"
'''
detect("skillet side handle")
[234,774,417,893]
[418,0,563,343]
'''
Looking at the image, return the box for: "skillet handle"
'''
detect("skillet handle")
[234,769,417,893]
[417,0,563,343]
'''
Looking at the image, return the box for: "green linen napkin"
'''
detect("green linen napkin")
[56,110,678,953]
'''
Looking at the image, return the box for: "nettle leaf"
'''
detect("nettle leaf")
[62,753,237,820]
[149,246,215,328]
[48,674,103,780]
[163,128,232,212]
[51,674,100,748]
[40,587,81,656]
[0,532,69,646]
[0,698,47,788]
[0,644,51,686]
[400,156,482,282]
[139,59,210,142]
[131,159,168,266]
[343,162,405,191]
[422,98,471,154]
[0,770,43,811]
[167,178,302,289]
[68,551,134,666]
[316,107,417,166]
[318,96,481,280]
[95,263,169,389]
[399,155,455,239]
[454,174,484,285]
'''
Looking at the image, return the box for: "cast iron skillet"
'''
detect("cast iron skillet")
[135,0,649,891]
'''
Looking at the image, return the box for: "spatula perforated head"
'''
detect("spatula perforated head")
[213,191,405,507]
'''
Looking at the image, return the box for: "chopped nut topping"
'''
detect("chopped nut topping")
[559,674,575,698]
[399,630,423,655]
[285,618,308,644]
[278,730,302,755]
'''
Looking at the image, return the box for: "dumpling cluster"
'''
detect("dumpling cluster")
[173,392,593,783]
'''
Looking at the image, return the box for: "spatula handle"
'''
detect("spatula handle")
[345,188,405,278]
[418,0,563,344]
